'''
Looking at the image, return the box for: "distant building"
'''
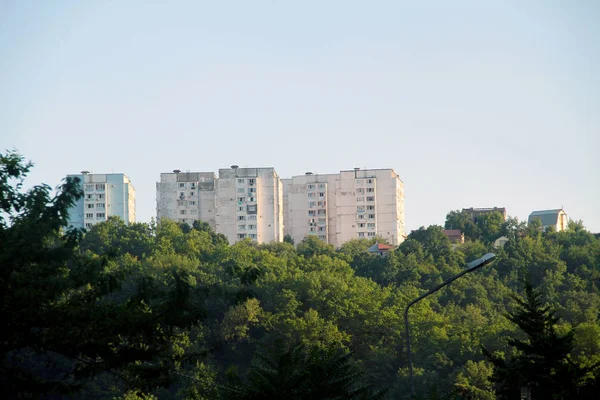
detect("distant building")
[156,170,217,228]
[367,242,395,257]
[443,229,465,244]
[528,209,568,232]
[216,166,284,244]
[67,172,136,229]
[462,207,507,222]
[283,168,405,247]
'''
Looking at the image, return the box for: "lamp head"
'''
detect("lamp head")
[467,253,496,271]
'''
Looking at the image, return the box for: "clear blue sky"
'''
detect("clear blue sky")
[2,0,599,232]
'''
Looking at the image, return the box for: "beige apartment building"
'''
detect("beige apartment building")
[283,168,405,247]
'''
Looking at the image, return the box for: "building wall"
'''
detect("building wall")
[285,169,405,247]
[215,167,283,244]
[156,172,216,227]
[67,173,135,229]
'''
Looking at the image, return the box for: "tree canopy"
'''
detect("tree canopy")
[2,151,599,399]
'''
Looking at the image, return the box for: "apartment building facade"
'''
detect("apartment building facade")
[67,172,136,229]
[215,166,284,244]
[283,168,405,247]
[156,170,217,227]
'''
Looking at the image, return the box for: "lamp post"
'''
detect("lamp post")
[404,253,496,398]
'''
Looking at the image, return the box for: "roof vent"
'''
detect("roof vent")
[173,169,181,174]
[354,167,360,171]
[81,170,89,174]
[231,165,239,169]
[305,172,313,175]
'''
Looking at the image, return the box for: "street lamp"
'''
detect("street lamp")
[404,253,496,398]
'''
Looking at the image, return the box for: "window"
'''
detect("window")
[248,187,256,193]
[357,197,365,202]
[85,185,94,191]
[238,215,246,221]
[318,184,325,189]
[248,224,256,230]
[238,179,245,184]
[318,226,326,232]
[358,232,365,237]
[310,227,316,232]
[308,201,316,207]
[237,188,245,193]
[317,209,326,216]
[318,201,326,207]
[190,209,197,214]
[318,192,325,197]
[247,204,257,214]
[179,183,186,188]
[238,225,246,230]
[179,192,185,198]
[238,233,246,239]
[238,206,245,212]
[85,223,93,228]
[86,194,94,200]
[367,188,374,193]
[356,179,364,185]
[238,197,245,202]
[368,232,376,237]
[368,214,375,219]
[358,214,365,219]
[96,213,105,218]
[97,203,105,209]
[308,210,316,216]
[357,206,365,212]
[367,205,375,210]
[367,223,376,228]
[356,188,365,194]
[308,192,315,198]
[97,194,105,200]
[366,196,375,202]
[358,223,365,228]
[87,204,94,209]
[248,215,257,221]
[318,235,326,240]
[248,197,255,202]
[308,184,315,190]
[189,201,196,205]
[180,210,186,215]
[367,179,373,184]
[177,200,186,206]
[318,218,327,225]
[190,192,195,196]
[190,183,196,189]
[248,179,255,185]
[96,184,105,190]
[249,233,257,239]
[86,213,93,218]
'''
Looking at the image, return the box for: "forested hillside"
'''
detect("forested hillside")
[2,152,599,399]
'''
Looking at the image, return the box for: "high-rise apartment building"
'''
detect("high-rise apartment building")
[67,172,135,229]
[283,168,405,247]
[156,170,217,227]
[215,166,284,244]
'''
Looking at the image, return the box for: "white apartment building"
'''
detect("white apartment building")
[215,166,284,244]
[283,168,405,247]
[67,172,136,229]
[156,170,217,227]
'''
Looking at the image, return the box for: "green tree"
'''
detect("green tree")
[483,282,596,399]
[223,341,388,400]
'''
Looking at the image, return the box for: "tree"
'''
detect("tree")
[445,210,480,241]
[283,234,295,245]
[223,341,388,399]
[483,282,596,399]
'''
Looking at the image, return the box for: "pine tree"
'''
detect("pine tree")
[483,282,593,399]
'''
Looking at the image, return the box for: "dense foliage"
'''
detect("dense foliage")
[2,151,599,399]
